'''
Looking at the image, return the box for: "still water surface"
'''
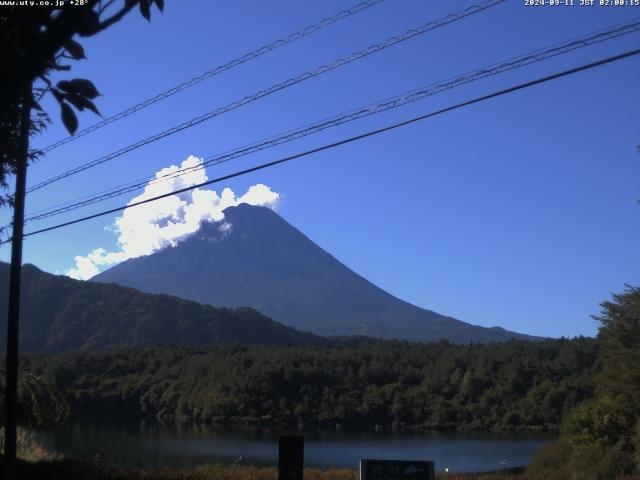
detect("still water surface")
[37,422,553,474]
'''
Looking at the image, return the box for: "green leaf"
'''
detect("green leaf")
[56,80,72,93]
[83,99,101,116]
[64,92,101,117]
[58,79,100,99]
[61,102,78,134]
[64,40,86,60]
[155,0,164,12]
[76,9,101,37]
[31,97,43,112]
[140,0,151,21]
[63,93,86,111]
[51,88,64,104]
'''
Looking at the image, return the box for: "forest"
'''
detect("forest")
[0,262,325,353]
[3,285,640,479]
[20,337,598,432]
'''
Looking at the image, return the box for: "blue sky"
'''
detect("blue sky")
[1,0,639,338]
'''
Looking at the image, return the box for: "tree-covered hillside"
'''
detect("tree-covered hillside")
[24,338,597,431]
[0,262,325,353]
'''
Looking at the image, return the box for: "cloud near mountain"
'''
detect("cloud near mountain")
[67,155,280,280]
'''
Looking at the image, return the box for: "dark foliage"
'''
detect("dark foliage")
[594,285,640,415]
[528,286,640,478]
[23,337,597,431]
[0,368,68,429]
[0,0,163,209]
[0,262,326,353]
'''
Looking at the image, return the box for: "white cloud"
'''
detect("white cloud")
[67,254,101,280]
[66,155,280,280]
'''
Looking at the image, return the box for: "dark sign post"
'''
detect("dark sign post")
[279,436,304,480]
[360,460,435,480]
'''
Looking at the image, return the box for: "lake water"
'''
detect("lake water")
[36,422,554,474]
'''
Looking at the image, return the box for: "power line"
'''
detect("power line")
[21,18,640,224]
[25,18,640,219]
[5,46,638,245]
[25,0,505,194]
[36,0,386,154]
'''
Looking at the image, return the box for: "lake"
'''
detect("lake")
[36,422,553,474]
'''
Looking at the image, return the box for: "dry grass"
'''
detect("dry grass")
[0,460,526,480]
[1,459,638,480]
[0,462,355,480]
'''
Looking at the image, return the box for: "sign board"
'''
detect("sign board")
[360,459,435,480]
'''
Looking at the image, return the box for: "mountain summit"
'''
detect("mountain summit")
[94,204,536,343]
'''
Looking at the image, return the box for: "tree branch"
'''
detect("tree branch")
[98,0,118,15]
[93,1,138,34]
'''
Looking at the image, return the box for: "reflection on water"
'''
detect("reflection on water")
[36,421,554,474]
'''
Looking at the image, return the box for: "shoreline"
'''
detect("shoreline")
[69,414,561,435]
[33,424,551,476]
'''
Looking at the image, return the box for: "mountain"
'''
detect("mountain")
[94,204,537,343]
[0,262,325,353]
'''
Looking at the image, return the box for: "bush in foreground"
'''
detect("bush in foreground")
[527,286,640,479]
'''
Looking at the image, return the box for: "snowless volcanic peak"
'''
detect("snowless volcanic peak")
[94,204,538,343]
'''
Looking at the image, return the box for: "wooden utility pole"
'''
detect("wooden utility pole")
[4,84,32,475]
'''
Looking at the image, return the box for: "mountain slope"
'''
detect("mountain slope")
[95,204,536,343]
[0,262,325,353]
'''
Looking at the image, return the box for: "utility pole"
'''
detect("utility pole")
[4,83,32,476]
